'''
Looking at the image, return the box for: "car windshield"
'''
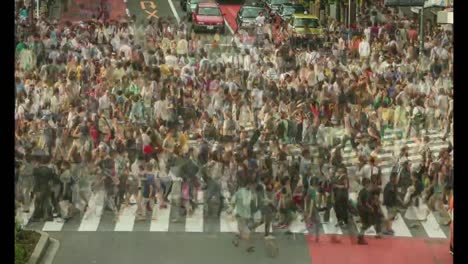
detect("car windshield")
[198,7,221,16]
[283,6,305,16]
[293,18,319,28]
[270,0,288,5]
[241,8,263,18]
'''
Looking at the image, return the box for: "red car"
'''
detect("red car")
[192,2,226,34]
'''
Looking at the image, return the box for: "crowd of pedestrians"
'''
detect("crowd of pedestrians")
[14,0,453,254]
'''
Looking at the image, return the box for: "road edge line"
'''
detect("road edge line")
[167,0,181,23]
[224,18,234,34]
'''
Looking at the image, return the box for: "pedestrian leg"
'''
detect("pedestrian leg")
[405,120,413,139]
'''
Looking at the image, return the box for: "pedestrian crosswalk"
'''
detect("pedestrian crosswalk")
[20,128,451,240]
[23,195,450,240]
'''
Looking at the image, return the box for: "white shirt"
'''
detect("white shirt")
[154,99,170,121]
[255,15,266,26]
[359,40,371,58]
[98,94,110,111]
[118,44,132,60]
[252,88,263,109]
[243,55,251,71]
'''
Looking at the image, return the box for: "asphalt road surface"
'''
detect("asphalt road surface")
[49,232,312,264]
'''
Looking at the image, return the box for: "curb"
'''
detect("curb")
[27,231,49,264]
[40,237,61,264]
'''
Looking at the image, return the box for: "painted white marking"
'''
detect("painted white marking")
[353,215,376,236]
[255,222,273,233]
[224,18,234,35]
[288,214,307,234]
[319,210,343,235]
[220,211,238,233]
[78,192,104,231]
[42,218,65,231]
[114,205,137,231]
[167,0,180,23]
[420,210,447,238]
[185,205,204,232]
[150,204,171,232]
[380,206,412,237]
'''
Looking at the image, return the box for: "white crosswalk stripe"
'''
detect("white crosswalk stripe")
[114,205,137,231]
[219,211,237,233]
[25,129,451,238]
[185,205,204,232]
[420,210,447,239]
[26,201,450,240]
[150,204,171,232]
[318,210,343,235]
[380,206,412,237]
[78,192,104,232]
[42,219,64,231]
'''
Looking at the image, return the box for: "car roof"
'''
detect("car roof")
[281,3,305,8]
[292,14,319,19]
[198,2,219,8]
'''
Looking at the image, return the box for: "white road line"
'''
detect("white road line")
[319,210,343,235]
[380,206,412,237]
[78,192,104,231]
[288,214,307,234]
[167,0,181,23]
[114,205,137,231]
[420,210,447,239]
[220,211,238,233]
[185,205,204,232]
[42,219,64,232]
[352,215,376,236]
[224,18,234,34]
[255,222,273,233]
[150,204,171,232]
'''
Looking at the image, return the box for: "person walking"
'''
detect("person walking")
[357,178,382,244]
[231,182,255,253]
[304,177,320,242]
[30,154,55,222]
[333,167,349,227]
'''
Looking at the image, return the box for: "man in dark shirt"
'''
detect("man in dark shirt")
[333,167,349,226]
[30,155,55,222]
[357,177,382,244]
[383,173,400,235]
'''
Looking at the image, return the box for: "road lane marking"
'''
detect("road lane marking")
[140,1,156,9]
[224,18,234,34]
[78,192,104,231]
[185,205,204,232]
[167,0,180,23]
[43,219,64,231]
[220,211,237,233]
[380,206,412,237]
[150,204,171,232]
[145,9,158,19]
[114,205,137,231]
